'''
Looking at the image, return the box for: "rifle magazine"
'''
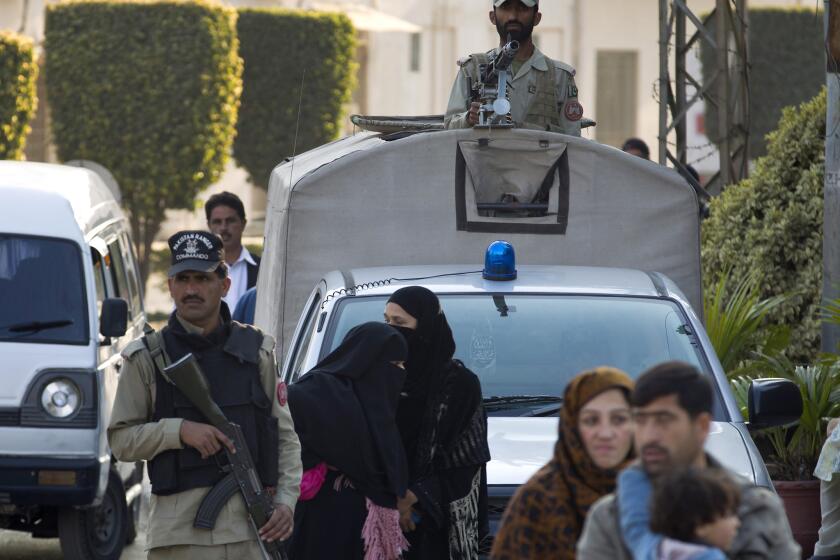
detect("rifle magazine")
[194,472,239,530]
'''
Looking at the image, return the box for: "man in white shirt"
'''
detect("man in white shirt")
[205,191,261,313]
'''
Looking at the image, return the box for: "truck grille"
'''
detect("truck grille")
[0,407,96,428]
[20,405,96,428]
[0,408,20,427]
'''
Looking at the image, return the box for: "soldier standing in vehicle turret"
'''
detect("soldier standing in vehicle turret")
[444,0,583,135]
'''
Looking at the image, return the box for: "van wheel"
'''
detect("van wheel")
[58,471,127,560]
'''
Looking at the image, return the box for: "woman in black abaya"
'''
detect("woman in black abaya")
[288,322,410,560]
[384,287,491,560]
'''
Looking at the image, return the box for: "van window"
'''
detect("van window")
[91,248,108,314]
[107,240,133,318]
[289,291,322,382]
[0,235,88,344]
[118,233,142,317]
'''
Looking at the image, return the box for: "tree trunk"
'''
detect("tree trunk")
[128,206,164,292]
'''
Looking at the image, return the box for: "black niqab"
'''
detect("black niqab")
[288,322,408,507]
[387,287,458,477]
[387,286,456,399]
[387,289,491,558]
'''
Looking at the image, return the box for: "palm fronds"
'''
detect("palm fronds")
[704,270,787,377]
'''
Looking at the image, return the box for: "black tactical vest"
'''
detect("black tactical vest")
[148,319,279,496]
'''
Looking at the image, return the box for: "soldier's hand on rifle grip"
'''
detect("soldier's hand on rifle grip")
[179,419,236,459]
[259,504,293,543]
[468,102,481,126]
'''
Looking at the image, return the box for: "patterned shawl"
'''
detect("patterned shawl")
[490,367,635,560]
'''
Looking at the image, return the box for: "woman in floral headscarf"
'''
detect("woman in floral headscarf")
[490,367,635,560]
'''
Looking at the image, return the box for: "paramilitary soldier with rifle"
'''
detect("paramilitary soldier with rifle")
[444,0,583,135]
[108,230,302,560]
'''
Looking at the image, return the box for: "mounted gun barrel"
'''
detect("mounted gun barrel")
[472,39,520,127]
[483,39,520,82]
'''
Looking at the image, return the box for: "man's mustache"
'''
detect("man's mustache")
[182,296,204,304]
[641,444,669,456]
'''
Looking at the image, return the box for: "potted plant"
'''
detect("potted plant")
[710,280,840,557]
[733,355,840,557]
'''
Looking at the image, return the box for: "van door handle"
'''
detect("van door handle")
[115,361,122,373]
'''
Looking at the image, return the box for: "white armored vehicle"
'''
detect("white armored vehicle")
[255,127,802,549]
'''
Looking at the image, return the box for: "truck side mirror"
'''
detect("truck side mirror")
[747,378,803,430]
[100,298,128,339]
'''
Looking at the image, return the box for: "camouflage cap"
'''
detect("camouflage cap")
[493,0,538,7]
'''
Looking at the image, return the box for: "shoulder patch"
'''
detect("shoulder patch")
[121,338,149,361]
[553,60,577,77]
[457,55,473,68]
[261,334,276,354]
[459,51,494,68]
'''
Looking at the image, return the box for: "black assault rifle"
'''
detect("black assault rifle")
[162,353,288,560]
[469,39,520,127]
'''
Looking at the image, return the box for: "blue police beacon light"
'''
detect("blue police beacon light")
[483,241,517,281]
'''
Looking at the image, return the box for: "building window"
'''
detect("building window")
[410,33,422,72]
[595,50,639,148]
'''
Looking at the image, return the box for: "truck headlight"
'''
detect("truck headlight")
[41,378,81,418]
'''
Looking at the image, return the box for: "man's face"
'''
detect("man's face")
[632,394,710,477]
[168,270,230,325]
[208,205,245,252]
[624,147,648,159]
[489,1,541,42]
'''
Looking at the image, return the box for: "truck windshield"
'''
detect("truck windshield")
[0,235,88,345]
[324,294,709,400]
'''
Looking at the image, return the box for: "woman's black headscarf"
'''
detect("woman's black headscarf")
[387,286,456,400]
[288,322,408,507]
[387,287,458,475]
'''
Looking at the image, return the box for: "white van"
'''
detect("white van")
[0,161,145,560]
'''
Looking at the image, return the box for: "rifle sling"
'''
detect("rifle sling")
[142,323,174,384]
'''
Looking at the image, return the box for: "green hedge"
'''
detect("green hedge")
[701,8,824,160]
[701,89,826,362]
[0,32,38,160]
[45,0,242,283]
[234,8,356,189]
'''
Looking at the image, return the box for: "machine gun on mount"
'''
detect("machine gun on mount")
[469,38,519,128]
[161,354,288,560]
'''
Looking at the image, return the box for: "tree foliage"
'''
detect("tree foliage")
[0,31,38,160]
[45,0,242,284]
[234,8,356,189]
[702,89,826,361]
[701,7,824,159]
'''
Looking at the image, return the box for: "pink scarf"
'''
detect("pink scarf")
[300,463,409,560]
[362,498,410,560]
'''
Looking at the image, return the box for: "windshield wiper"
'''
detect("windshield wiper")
[3,319,74,333]
[483,395,563,412]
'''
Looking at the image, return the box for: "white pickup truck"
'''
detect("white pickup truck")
[254,126,802,553]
